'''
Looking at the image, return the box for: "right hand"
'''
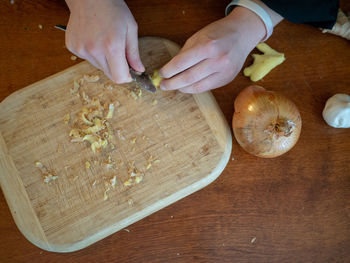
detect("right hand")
[65,0,144,83]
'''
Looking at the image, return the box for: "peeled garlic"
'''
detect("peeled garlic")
[322,94,350,128]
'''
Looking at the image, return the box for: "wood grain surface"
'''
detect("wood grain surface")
[0,37,231,252]
[0,0,349,262]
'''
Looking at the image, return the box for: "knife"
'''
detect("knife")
[54,24,156,93]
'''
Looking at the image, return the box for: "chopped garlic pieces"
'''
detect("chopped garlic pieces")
[84,74,100,82]
[35,161,58,183]
[137,89,142,98]
[103,188,110,200]
[67,90,116,154]
[35,161,43,169]
[81,112,94,126]
[83,134,98,144]
[135,176,143,184]
[110,176,117,188]
[106,103,114,119]
[105,83,113,90]
[123,178,133,186]
[104,155,115,169]
[81,91,91,103]
[44,174,58,183]
[71,80,80,94]
[103,175,118,200]
[63,113,70,124]
[130,91,138,100]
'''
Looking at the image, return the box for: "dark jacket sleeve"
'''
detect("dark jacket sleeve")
[261,0,339,29]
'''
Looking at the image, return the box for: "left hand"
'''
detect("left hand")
[159,6,266,93]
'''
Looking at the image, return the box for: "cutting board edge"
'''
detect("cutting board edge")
[38,132,232,253]
[193,91,232,151]
[0,131,52,251]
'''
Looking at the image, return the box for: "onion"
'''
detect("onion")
[232,86,302,158]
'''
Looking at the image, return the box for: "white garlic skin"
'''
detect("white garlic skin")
[322,94,350,128]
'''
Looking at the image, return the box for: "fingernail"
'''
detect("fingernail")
[160,83,166,90]
[127,75,133,82]
[139,63,145,72]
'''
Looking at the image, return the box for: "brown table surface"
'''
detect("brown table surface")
[1,0,349,262]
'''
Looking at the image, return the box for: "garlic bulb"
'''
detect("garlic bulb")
[232,86,302,158]
[322,94,350,128]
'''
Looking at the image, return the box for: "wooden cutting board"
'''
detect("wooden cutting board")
[0,37,231,252]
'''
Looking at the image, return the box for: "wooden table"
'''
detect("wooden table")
[1,0,349,262]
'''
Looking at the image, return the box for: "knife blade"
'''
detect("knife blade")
[129,68,156,93]
[54,24,156,93]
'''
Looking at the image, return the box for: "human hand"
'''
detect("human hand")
[65,0,144,83]
[159,7,267,93]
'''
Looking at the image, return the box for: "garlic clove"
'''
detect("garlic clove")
[322,94,350,128]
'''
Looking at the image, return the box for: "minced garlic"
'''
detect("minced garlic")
[63,113,70,124]
[84,74,100,82]
[146,163,152,170]
[106,103,114,119]
[130,90,138,100]
[123,178,133,186]
[110,176,117,188]
[135,176,143,184]
[68,91,115,153]
[35,161,44,169]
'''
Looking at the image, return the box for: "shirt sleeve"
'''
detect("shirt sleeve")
[261,0,339,29]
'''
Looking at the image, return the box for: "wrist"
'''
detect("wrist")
[226,6,266,50]
[225,0,283,42]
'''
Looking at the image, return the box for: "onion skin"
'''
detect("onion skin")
[232,86,302,158]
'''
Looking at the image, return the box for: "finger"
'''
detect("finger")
[105,40,132,84]
[83,45,113,79]
[86,55,103,70]
[160,58,217,91]
[85,56,113,81]
[126,24,145,72]
[159,46,208,78]
[179,72,230,94]
[69,48,104,73]
[92,55,113,80]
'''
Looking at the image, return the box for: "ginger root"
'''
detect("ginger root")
[151,70,163,88]
[244,43,285,82]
